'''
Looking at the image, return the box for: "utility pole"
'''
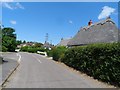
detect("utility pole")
[50,40,52,45]
[45,33,48,43]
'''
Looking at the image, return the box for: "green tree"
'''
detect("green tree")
[16,40,22,45]
[2,27,17,52]
[23,40,26,44]
[34,43,43,47]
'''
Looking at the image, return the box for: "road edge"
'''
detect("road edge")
[1,53,21,88]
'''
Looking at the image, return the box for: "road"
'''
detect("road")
[5,52,114,88]
[0,52,19,85]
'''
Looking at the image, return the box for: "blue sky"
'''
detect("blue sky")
[2,2,118,45]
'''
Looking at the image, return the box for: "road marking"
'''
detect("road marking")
[18,54,21,63]
[31,55,42,63]
[16,53,19,56]
[37,59,42,63]
[16,53,21,63]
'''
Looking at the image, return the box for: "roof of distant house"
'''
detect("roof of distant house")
[43,42,53,48]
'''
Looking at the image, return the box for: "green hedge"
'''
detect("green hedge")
[47,50,53,57]
[20,46,47,53]
[48,46,67,61]
[62,43,120,87]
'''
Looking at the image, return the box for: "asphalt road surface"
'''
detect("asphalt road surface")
[0,52,19,85]
[5,52,114,88]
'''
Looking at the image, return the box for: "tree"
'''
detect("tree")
[34,43,43,47]
[23,40,26,44]
[2,27,17,52]
[16,40,22,45]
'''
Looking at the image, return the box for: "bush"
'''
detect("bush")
[47,50,53,57]
[2,46,8,52]
[62,43,120,87]
[27,48,37,53]
[20,46,29,52]
[20,46,47,53]
[37,47,47,52]
[48,46,67,61]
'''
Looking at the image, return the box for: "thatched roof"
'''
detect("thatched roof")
[68,18,119,46]
[57,39,71,46]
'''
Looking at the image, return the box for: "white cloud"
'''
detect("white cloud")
[68,20,73,24]
[0,0,14,2]
[15,2,24,9]
[10,20,17,25]
[3,3,13,10]
[2,2,24,10]
[98,6,115,20]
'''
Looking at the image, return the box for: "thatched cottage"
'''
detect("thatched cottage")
[67,18,119,46]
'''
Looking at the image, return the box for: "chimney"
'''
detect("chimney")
[61,38,63,40]
[88,20,93,26]
[106,16,111,20]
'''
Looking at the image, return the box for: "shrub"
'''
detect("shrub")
[2,46,8,52]
[62,43,120,87]
[20,46,29,52]
[49,46,67,61]
[37,47,47,52]
[27,48,37,53]
[20,46,47,53]
[47,50,53,57]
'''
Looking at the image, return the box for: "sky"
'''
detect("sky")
[1,2,119,45]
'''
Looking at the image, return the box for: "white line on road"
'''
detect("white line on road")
[31,55,42,63]
[18,54,21,63]
[16,53,21,63]
[37,59,42,63]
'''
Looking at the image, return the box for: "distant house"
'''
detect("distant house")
[43,42,53,49]
[67,18,119,47]
[57,38,71,47]
[17,42,35,48]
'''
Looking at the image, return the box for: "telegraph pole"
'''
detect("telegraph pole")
[45,33,48,43]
